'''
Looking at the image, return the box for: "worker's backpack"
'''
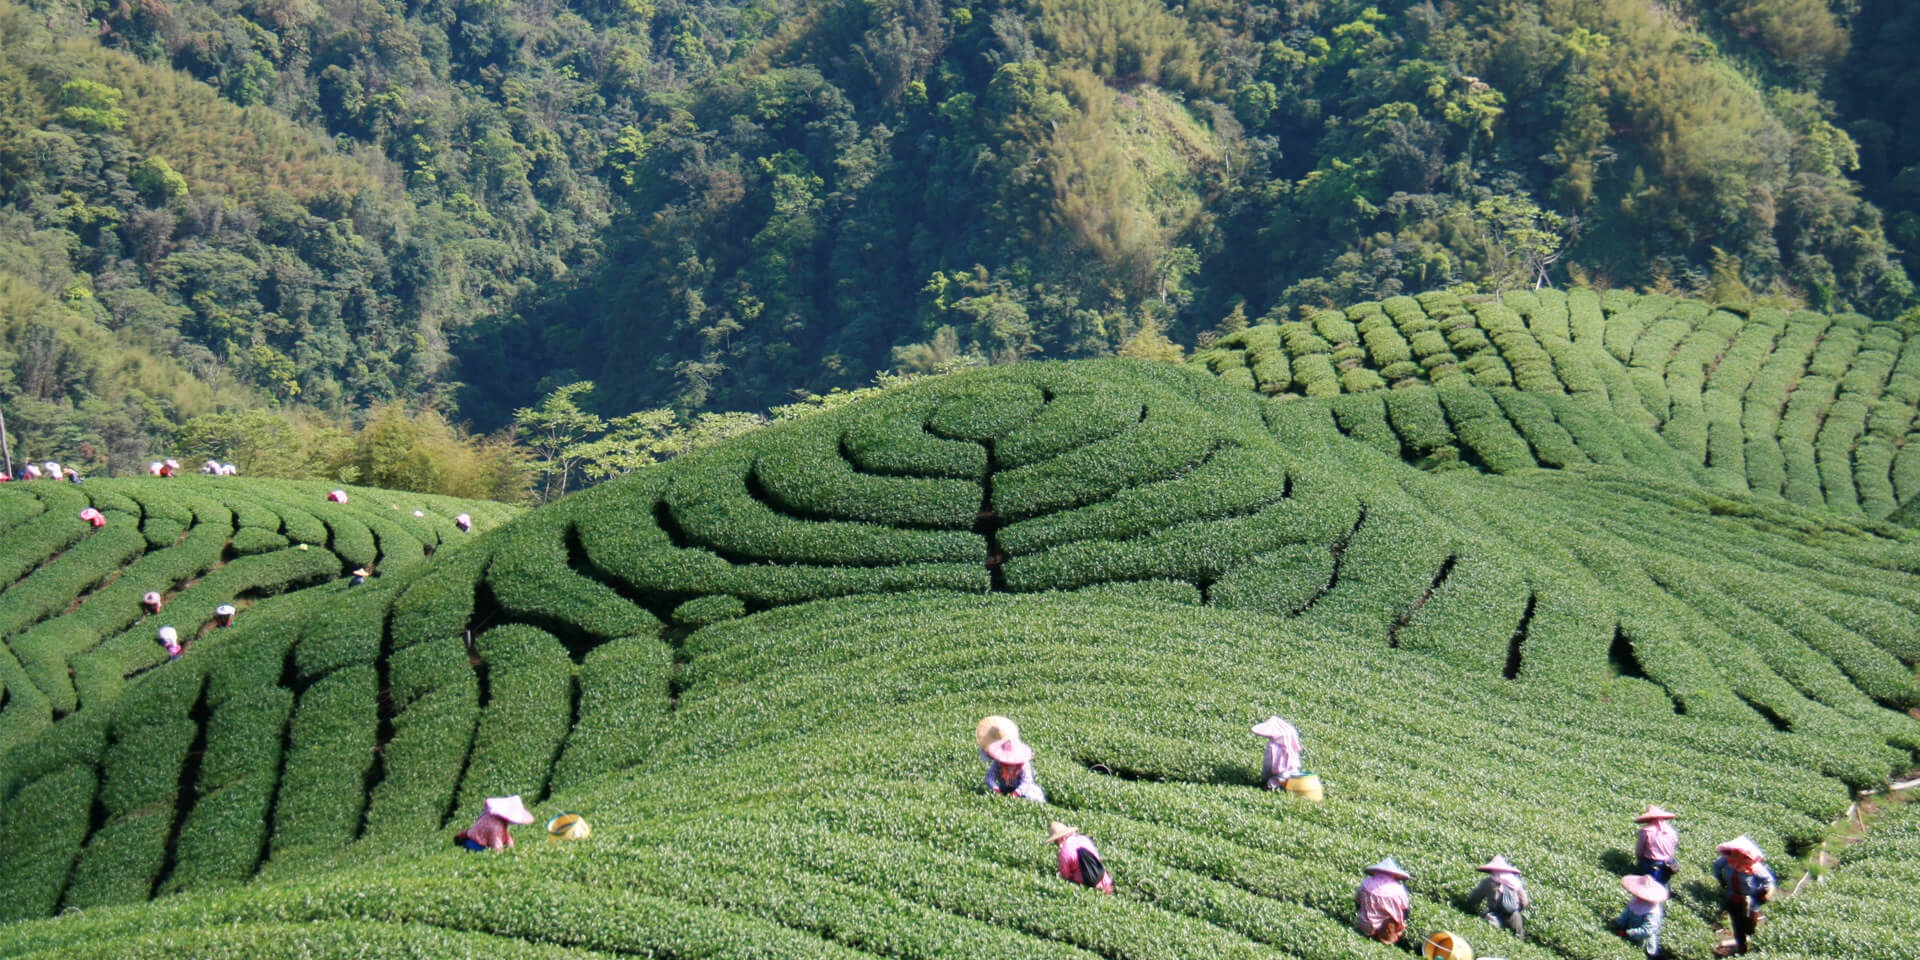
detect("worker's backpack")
[1075,847,1105,888]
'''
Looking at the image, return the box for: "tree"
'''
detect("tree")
[1473,194,1567,290]
[514,381,604,501]
[1117,317,1185,362]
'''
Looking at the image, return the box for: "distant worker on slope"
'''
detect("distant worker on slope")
[1046,822,1113,893]
[1354,857,1412,948]
[1712,836,1775,956]
[455,512,472,532]
[155,625,182,660]
[1633,804,1678,886]
[1463,855,1530,939]
[214,604,236,627]
[78,507,106,528]
[983,736,1046,803]
[141,591,164,614]
[455,795,535,851]
[1613,874,1667,958]
[1252,715,1304,790]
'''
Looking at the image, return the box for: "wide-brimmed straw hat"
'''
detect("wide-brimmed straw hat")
[1716,835,1765,862]
[1044,821,1078,844]
[1365,857,1410,879]
[352,567,371,578]
[1251,716,1296,739]
[975,715,1019,751]
[156,626,178,642]
[215,604,236,617]
[484,795,535,825]
[1476,855,1520,874]
[985,738,1033,765]
[1621,874,1669,903]
[1633,804,1676,823]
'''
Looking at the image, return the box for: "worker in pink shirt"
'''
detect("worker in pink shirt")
[1634,804,1678,886]
[1046,822,1113,893]
[1252,715,1304,790]
[455,795,535,851]
[1354,857,1412,947]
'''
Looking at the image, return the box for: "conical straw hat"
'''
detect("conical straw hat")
[975,715,1019,751]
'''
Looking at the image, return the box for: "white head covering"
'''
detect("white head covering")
[215,604,236,616]
[156,625,178,642]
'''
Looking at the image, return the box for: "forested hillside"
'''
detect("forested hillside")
[4,0,1918,467]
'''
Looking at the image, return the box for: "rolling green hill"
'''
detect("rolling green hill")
[0,343,1917,959]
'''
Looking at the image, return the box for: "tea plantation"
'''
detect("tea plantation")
[1192,289,1920,521]
[1,311,1918,958]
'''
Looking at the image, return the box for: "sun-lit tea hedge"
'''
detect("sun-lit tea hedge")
[0,354,1915,958]
[1195,290,1920,522]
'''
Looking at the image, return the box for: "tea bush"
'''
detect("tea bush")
[0,355,1915,958]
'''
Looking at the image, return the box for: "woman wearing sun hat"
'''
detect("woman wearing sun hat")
[455,795,536,851]
[983,736,1046,802]
[1354,857,1412,946]
[1251,715,1304,790]
[1633,804,1679,886]
[1711,835,1775,955]
[1463,855,1530,939]
[1045,822,1113,893]
[1614,874,1668,958]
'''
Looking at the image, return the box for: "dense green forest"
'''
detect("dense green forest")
[4,0,1920,478]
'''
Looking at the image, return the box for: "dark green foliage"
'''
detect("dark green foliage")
[389,549,487,651]
[550,637,671,793]
[0,764,95,921]
[487,515,660,641]
[270,665,376,857]
[456,626,572,811]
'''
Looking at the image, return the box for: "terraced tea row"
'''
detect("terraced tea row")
[1194,290,1920,520]
[0,477,514,746]
[0,594,1908,960]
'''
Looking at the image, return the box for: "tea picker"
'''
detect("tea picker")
[983,736,1046,803]
[1045,822,1113,893]
[1613,874,1667,958]
[1462,855,1529,939]
[1253,715,1321,800]
[1355,857,1413,948]
[1633,805,1678,886]
[1711,835,1775,956]
[455,795,535,850]
[155,625,183,660]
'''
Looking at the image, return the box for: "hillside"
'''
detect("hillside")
[1193,288,1920,522]
[9,0,1920,456]
[0,355,1916,958]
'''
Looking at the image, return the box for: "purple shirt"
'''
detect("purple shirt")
[1354,873,1410,935]
[1637,821,1677,862]
[1262,728,1303,781]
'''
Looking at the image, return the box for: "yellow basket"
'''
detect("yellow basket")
[1283,773,1324,802]
[1423,930,1474,960]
